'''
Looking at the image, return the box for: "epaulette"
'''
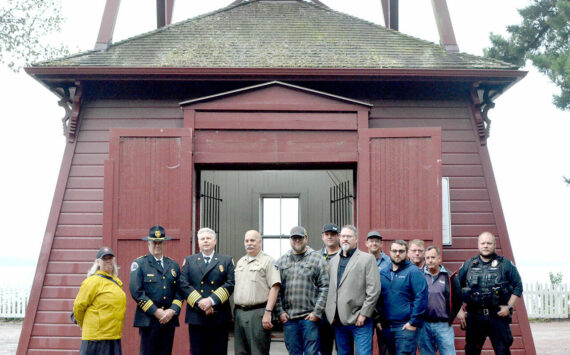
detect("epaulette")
[135,255,145,260]
[164,256,173,261]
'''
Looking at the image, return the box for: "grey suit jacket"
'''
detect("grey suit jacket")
[325,248,381,325]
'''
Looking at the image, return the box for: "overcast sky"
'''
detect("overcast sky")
[1,0,568,284]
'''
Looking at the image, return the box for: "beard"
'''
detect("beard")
[292,244,306,253]
[341,244,351,252]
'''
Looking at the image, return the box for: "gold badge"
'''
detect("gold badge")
[219,265,224,272]
[491,260,498,267]
[171,269,176,277]
[155,230,162,238]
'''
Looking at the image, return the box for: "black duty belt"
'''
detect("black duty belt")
[472,308,496,316]
[235,303,266,311]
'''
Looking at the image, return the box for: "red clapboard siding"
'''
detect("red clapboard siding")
[52,237,102,249]
[195,111,357,130]
[47,262,93,274]
[32,324,80,337]
[72,153,108,165]
[66,177,104,189]
[194,130,358,163]
[61,201,103,213]
[28,336,81,349]
[37,299,75,312]
[63,189,104,201]
[55,226,102,237]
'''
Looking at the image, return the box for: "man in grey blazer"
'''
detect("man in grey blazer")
[325,225,381,355]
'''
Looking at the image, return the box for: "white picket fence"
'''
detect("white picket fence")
[0,287,30,318]
[524,283,570,319]
[1,283,568,319]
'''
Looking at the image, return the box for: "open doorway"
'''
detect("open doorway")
[198,169,354,262]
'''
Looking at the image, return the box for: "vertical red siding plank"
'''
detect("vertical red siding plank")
[17,140,78,355]
[357,130,371,247]
[102,159,114,247]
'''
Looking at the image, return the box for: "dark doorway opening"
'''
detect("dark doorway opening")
[198,169,354,263]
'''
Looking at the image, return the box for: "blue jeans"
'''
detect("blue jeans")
[283,318,320,355]
[382,325,419,355]
[418,321,456,355]
[334,318,373,355]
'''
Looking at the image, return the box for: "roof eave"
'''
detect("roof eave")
[25,66,527,99]
[25,66,525,79]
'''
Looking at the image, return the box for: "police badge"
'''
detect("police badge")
[219,265,224,272]
[171,269,176,277]
[491,260,498,267]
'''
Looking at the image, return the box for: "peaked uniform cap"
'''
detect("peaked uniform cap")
[142,225,173,241]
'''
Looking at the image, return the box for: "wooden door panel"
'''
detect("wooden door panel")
[358,128,442,249]
[104,129,192,354]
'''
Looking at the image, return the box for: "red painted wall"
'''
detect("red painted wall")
[18,85,534,354]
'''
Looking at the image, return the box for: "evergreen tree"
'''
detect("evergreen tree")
[484,0,570,110]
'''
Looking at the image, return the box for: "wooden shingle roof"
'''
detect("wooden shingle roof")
[36,0,516,70]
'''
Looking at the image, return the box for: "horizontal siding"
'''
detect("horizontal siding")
[28,100,184,353]
[29,96,528,353]
[369,99,525,352]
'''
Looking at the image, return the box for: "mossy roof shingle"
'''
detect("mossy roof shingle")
[37,0,517,70]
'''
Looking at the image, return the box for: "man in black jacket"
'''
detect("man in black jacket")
[418,245,461,355]
[129,225,183,355]
[179,227,235,355]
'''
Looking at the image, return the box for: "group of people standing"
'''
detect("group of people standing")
[73,224,522,355]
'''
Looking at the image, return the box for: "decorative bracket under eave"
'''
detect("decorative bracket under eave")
[58,82,82,143]
[470,84,498,145]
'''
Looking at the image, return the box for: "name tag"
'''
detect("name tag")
[147,274,154,277]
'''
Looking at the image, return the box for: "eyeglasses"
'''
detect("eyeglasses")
[410,249,424,253]
[390,249,406,254]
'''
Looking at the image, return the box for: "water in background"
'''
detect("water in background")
[0,266,35,288]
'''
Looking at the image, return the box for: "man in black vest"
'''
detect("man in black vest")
[179,227,235,355]
[457,231,523,355]
[129,225,182,355]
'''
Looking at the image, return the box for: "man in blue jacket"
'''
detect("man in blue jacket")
[376,240,428,355]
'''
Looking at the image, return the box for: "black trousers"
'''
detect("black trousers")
[318,318,335,355]
[79,339,122,355]
[465,314,513,355]
[189,323,229,355]
[139,326,175,355]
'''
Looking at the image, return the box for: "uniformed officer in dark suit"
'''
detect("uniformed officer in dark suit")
[129,225,183,355]
[456,231,523,355]
[179,227,235,355]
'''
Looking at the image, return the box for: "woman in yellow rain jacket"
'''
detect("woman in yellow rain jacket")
[74,247,127,355]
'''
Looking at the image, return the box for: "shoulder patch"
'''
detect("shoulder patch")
[131,262,139,272]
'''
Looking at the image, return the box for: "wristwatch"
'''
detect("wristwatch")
[507,305,513,311]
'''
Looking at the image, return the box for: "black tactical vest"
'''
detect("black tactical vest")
[464,256,508,309]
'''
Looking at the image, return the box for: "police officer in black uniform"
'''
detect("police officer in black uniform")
[129,225,183,355]
[457,231,523,355]
[179,227,235,355]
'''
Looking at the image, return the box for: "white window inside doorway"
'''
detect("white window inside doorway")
[261,196,299,260]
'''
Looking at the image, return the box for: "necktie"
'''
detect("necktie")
[204,256,210,264]
[157,259,163,269]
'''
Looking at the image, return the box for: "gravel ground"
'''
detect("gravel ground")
[2,319,569,354]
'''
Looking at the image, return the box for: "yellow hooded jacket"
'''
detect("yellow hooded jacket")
[73,271,127,340]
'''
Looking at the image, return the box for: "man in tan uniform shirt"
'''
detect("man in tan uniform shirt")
[234,230,281,355]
